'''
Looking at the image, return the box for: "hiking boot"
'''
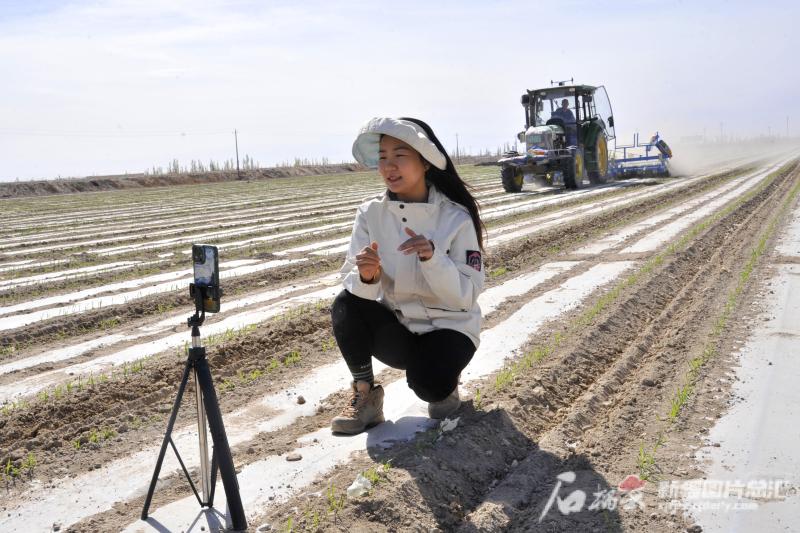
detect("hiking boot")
[428,386,461,419]
[330,381,385,434]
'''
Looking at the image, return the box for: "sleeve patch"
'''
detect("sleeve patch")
[466,250,482,272]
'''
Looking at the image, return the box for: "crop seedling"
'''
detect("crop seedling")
[489,266,507,278]
[321,336,337,352]
[5,458,20,487]
[668,383,692,421]
[0,344,16,358]
[553,331,564,346]
[494,367,514,391]
[362,466,380,486]
[637,444,657,481]
[326,484,346,523]
[22,453,36,480]
[284,351,301,366]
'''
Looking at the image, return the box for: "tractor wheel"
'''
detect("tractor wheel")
[501,166,523,192]
[588,135,609,185]
[564,152,585,190]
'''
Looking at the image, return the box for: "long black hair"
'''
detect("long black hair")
[398,117,486,251]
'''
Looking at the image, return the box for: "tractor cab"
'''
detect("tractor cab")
[521,84,616,151]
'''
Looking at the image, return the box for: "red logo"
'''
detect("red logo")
[617,474,646,491]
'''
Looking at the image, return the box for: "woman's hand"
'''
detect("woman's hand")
[398,227,434,262]
[356,242,381,283]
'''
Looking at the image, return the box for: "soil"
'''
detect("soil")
[0,164,366,199]
[0,164,748,353]
[231,162,800,533]
[0,158,797,532]
[0,156,502,200]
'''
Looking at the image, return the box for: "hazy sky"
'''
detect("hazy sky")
[1,0,798,181]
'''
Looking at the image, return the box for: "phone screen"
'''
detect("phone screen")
[192,244,220,312]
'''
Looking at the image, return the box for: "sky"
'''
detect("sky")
[0,0,798,181]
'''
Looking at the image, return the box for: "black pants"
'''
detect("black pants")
[331,289,476,403]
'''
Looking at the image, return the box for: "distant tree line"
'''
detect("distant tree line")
[145,155,261,176]
[142,143,520,176]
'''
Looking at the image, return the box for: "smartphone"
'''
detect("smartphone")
[192,244,220,312]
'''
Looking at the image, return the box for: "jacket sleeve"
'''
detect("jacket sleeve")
[341,206,382,301]
[419,218,484,310]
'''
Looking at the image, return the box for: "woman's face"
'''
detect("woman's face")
[378,135,429,202]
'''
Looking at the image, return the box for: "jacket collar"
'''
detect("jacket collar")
[384,182,444,206]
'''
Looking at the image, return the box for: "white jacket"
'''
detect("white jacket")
[341,184,485,347]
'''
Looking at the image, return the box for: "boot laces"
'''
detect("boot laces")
[341,389,368,417]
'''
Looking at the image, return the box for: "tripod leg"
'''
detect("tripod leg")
[208,450,219,507]
[193,368,212,504]
[141,358,193,520]
[194,358,247,531]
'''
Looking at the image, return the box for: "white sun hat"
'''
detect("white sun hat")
[352,117,448,171]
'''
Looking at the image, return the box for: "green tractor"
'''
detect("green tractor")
[499,81,616,191]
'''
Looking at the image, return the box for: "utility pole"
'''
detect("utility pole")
[234,129,241,179]
[455,133,460,164]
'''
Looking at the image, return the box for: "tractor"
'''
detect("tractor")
[499,81,615,192]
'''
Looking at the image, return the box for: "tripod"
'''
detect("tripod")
[141,284,246,530]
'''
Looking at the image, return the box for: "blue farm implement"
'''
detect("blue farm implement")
[610,132,673,178]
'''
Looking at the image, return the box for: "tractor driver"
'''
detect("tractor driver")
[552,98,575,123]
[552,99,577,146]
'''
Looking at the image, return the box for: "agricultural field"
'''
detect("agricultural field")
[2,145,800,532]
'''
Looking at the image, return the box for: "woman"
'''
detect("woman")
[330,116,485,435]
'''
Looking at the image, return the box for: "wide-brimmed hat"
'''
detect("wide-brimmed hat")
[352,117,447,170]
